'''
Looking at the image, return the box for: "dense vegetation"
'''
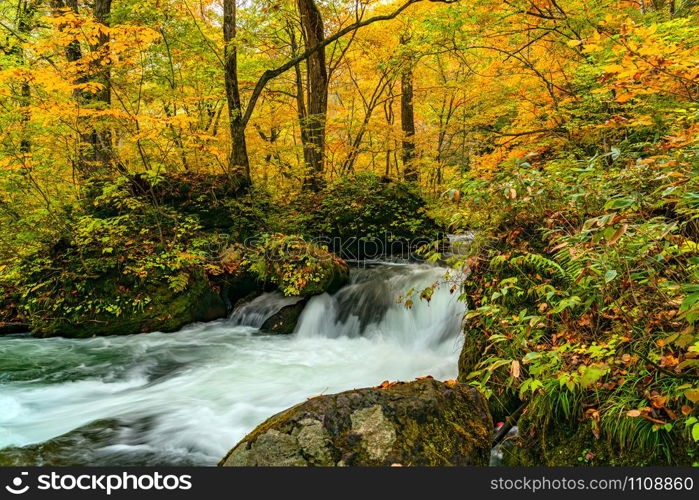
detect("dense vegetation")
[0,0,697,465]
[440,3,699,464]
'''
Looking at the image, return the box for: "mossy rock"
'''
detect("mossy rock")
[251,234,349,297]
[260,299,307,334]
[0,420,121,467]
[27,271,227,338]
[220,378,492,467]
[296,255,349,296]
[84,172,270,239]
[0,418,196,466]
[310,173,443,259]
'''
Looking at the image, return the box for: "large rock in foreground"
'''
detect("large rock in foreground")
[220,378,492,467]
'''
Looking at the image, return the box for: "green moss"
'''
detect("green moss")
[309,173,443,259]
[220,379,492,467]
[249,233,349,297]
[28,271,226,337]
[2,173,274,337]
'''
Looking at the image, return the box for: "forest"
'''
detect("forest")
[0,0,698,467]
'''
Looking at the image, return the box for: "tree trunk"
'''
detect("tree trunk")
[52,0,114,178]
[400,68,417,181]
[88,0,113,175]
[223,0,251,189]
[288,25,310,161]
[383,88,395,178]
[297,0,328,190]
[15,1,35,154]
[400,36,417,182]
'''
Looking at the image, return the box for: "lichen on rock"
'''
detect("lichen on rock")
[349,405,396,461]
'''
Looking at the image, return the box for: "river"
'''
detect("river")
[0,263,465,465]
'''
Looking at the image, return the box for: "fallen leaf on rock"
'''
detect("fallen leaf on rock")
[376,380,399,389]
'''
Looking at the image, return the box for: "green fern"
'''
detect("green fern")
[505,252,570,284]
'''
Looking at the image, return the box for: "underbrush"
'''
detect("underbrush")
[448,149,699,464]
[0,172,428,335]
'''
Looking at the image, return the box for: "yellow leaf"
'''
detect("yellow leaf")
[686,389,699,403]
[510,360,521,379]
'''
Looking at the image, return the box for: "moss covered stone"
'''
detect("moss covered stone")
[220,378,492,467]
[310,173,443,259]
[250,234,349,297]
[0,418,199,466]
[8,172,269,338]
[28,271,227,338]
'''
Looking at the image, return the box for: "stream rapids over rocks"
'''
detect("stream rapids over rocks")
[0,263,466,466]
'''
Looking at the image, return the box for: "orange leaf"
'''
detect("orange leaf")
[651,395,667,408]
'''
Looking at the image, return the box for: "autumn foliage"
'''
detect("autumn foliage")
[0,0,698,465]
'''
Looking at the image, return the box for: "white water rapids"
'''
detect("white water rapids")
[0,263,465,465]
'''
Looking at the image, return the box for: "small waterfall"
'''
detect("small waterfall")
[230,292,304,328]
[295,264,465,349]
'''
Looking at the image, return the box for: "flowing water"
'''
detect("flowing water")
[0,263,465,466]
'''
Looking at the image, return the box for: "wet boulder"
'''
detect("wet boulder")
[0,419,198,466]
[260,299,307,334]
[219,378,492,466]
